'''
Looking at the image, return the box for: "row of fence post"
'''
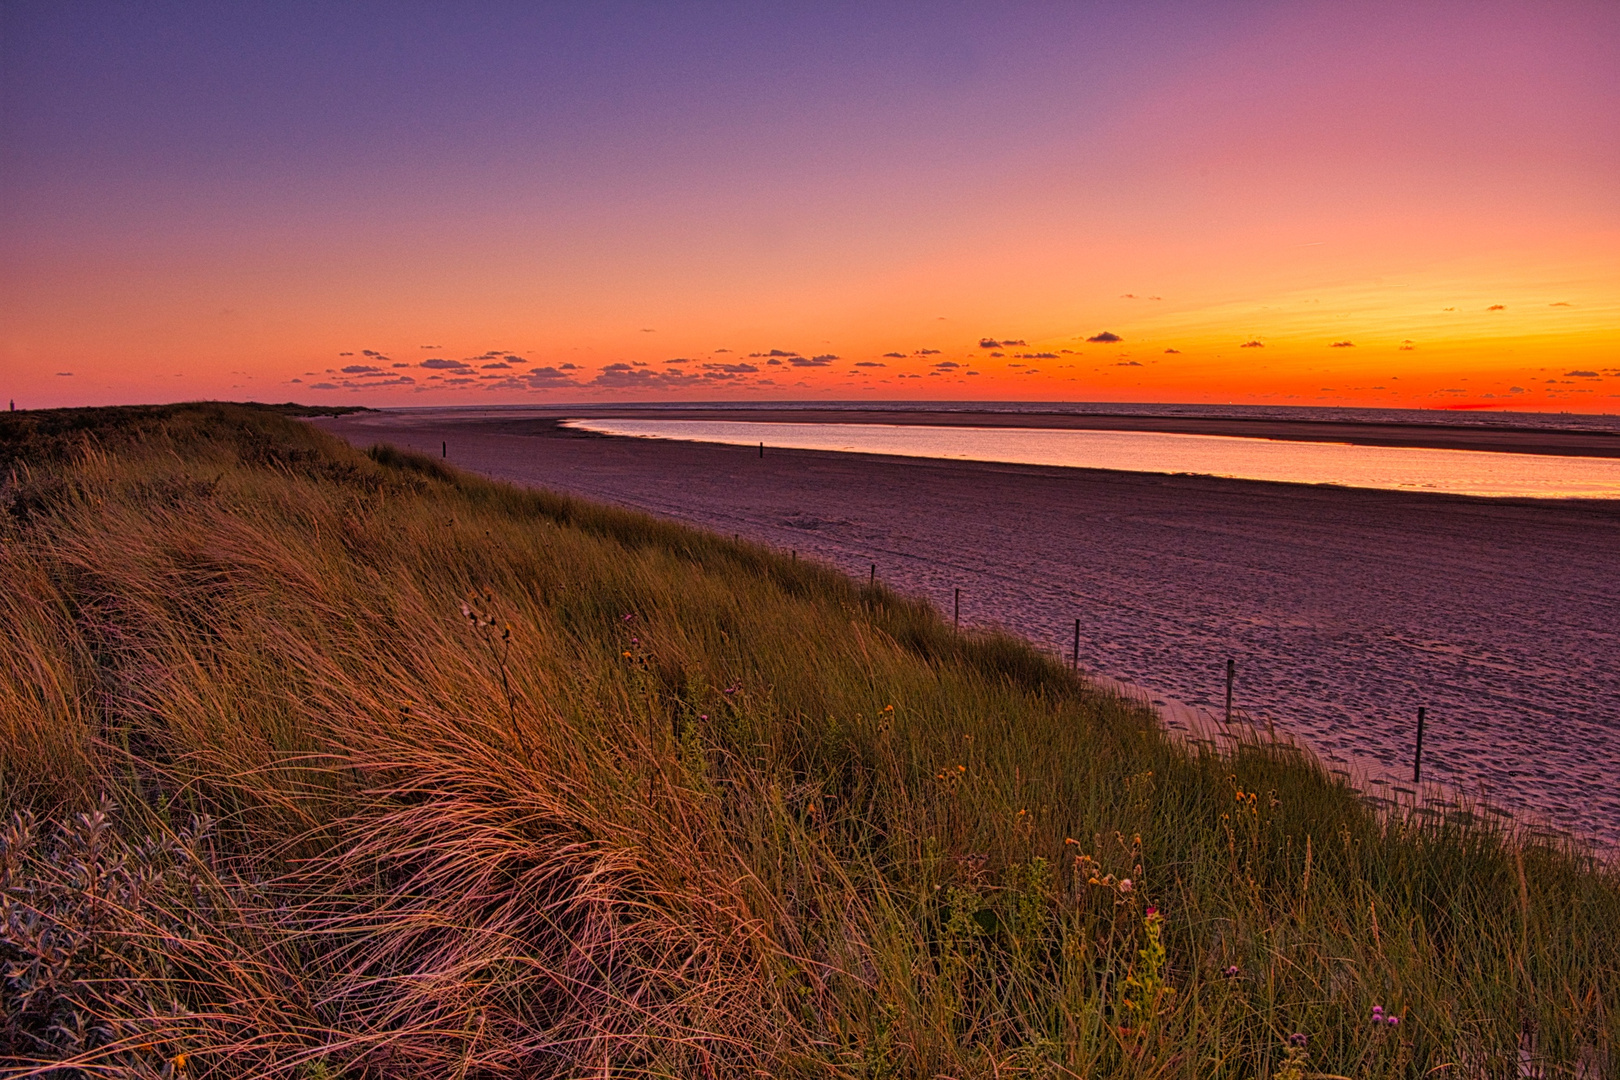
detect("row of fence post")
[768,551,1435,787]
[943,580,1433,785]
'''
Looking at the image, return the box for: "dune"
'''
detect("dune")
[324,408,1620,850]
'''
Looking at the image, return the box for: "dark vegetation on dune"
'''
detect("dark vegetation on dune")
[0,403,1614,1078]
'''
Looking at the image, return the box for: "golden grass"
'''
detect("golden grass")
[0,403,1615,1078]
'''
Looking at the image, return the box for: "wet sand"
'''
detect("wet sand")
[319,410,1620,849]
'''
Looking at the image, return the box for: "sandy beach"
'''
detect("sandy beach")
[320,409,1620,849]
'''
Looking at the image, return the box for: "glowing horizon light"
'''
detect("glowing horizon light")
[2,5,1617,413]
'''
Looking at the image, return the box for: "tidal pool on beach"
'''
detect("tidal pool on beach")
[563,418,1620,500]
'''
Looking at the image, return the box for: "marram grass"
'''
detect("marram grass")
[0,403,1614,1078]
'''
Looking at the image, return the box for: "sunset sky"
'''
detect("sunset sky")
[3,2,1617,411]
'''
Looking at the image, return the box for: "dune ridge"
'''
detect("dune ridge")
[2,403,1615,1077]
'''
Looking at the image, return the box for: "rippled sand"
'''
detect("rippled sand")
[321,410,1620,851]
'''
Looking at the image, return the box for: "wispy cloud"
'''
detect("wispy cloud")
[520,367,578,386]
[590,362,700,389]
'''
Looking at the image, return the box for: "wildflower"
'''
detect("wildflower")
[1223,964,1241,977]
[622,613,634,620]
[1119,878,1133,893]
[699,714,708,720]
[1372,1005,1384,1019]
[630,636,639,644]
[1386,1014,1401,1026]
[174,1053,188,1070]
[1288,1033,1308,1048]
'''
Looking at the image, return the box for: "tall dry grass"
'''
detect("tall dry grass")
[0,403,1615,1078]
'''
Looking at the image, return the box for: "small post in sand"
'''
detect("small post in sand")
[954,588,960,630]
[1224,658,1235,724]
[791,550,796,563]
[1413,706,1427,782]
[870,564,875,588]
[442,441,447,459]
[759,442,763,458]
[1072,618,1080,672]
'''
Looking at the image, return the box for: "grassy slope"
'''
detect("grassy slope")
[0,403,1614,1078]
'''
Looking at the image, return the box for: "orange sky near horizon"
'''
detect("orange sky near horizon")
[3,2,1617,413]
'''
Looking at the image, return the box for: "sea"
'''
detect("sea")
[562,405,1620,500]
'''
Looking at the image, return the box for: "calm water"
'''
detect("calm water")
[565,418,1620,499]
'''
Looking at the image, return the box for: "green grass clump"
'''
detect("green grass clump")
[1,403,1615,1078]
